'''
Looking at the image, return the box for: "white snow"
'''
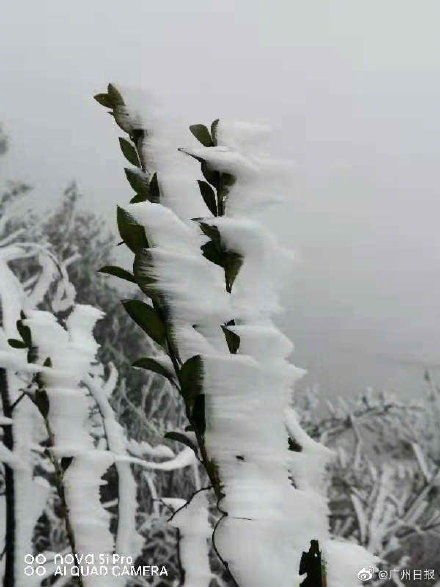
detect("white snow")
[91,96,375,586]
[170,491,212,587]
[323,540,379,587]
[85,371,143,559]
[0,245,64,586]
[118,87,207,220]
[24,307,119,586]
[127,201,233,357]
[136,446,196,471]
[119,106,376,586]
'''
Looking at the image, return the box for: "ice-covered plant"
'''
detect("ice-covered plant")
[94,84,375,586]
[0,193,144,585]
[0,228,204,585]
[1,138,202,585]
[298,387,440,585]
[0,233,75,586]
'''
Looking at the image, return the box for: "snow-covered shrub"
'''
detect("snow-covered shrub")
[297,386,440,585]
[0,197,209,585]
[0,219,76,585]
[94,84,375,586]
[0,138,200,583]
[0,174,145,584]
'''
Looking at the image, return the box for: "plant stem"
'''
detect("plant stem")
[0,368,15,587]
[130,131,223,500]
[157,300,222,500]
[124,123,232,580]
[43,421,84,587]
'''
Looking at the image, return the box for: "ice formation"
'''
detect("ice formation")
[170,490,212,587]
[113,100,376,586]
[24,307,117,585]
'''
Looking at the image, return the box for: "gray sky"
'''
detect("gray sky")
[2,0,440,397]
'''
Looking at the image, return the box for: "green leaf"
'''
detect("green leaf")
[16,319,31,347]
[180,355,203,405]
[288,437,302,452]
[8,338,27,349]
[197,180,217,216]
[211,119,219,146]
[34,389,49,418]
[201,240,224,267]
[148,173,160,203]
[178,148,205,164]
[130,194,146,204]
[122,300,166,349]
[119,138,140,167]
[133,249,157,297]
[131,128,147,142]
[199,222,221,245]
[201,161,220,189]
[192,393,206,435]
[107,83,125,106]
[198,222,223,266]
[116,206,149,253]
[189,124,213,147]
[94,93,113,108]
[132,357,175,386]
[221,325,240,354]
[197,221,242,288]
[222,172,236,188]
[125,168,150,202]
[224,251,243,290]
[98,265,137,284]
[60,456,74,473]
[164,431,197,452]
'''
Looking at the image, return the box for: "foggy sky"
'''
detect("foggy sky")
[2,0,440,397]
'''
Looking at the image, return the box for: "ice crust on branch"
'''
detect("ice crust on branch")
[85,369,143,559]
[170,491,212,587]
[120,88,208,220]
[24,306,118,585]
[106,94,375,586]
[205,216,294,319]
[128,201,233,358]
[0,246,64,586]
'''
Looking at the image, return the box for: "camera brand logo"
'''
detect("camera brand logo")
[24,554,47,577]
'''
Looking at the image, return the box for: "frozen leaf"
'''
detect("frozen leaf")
[119,137,140,167]
[180,355,203,406]
[148,173,160,203]
[132,357,175,386]
[125,168,150,202]
[191,393,206,435]
[7,338,27,349]
[211,118,220,146]
[94,93,113,108]
[117,206,149,253]
[122,299,167,349]
[107,83,125,106]
[164,431,197,453]
[98,265,137,284]
[189,124,214,147]
[221,325,240,354]
[197,180,217,216]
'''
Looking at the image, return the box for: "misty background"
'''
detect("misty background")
[2,0,440,397]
